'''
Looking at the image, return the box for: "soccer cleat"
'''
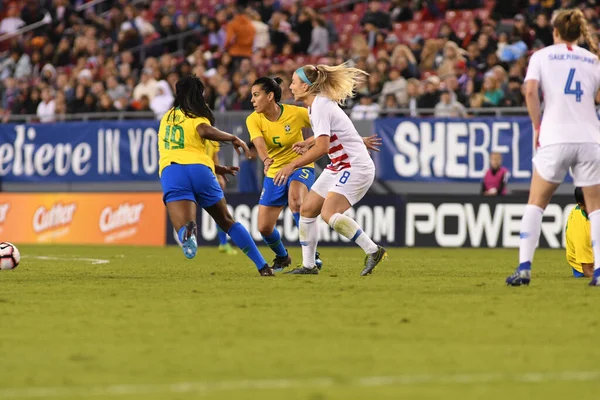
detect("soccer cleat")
[272,254,292,272]
[506,267,531,286]
[285,265,319,275]
[258,265,275,276]
[315,251,323,270]
[181,221,198,259]
[218,243,238,255]
[361,246,388,276]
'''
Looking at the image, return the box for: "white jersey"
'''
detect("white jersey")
[308,95,374,172]
[525,44,600,147]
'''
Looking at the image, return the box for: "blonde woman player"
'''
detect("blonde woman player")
[273,63,388,275]
[247,76,381,272]
[505,8,600,287]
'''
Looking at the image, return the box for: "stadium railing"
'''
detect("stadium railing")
[2,107,530,123]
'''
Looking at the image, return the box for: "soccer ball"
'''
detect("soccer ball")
[0,242,20,270]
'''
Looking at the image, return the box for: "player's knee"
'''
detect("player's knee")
[288,197,301,213]
[300,202,319,218]
[257,221,274,237]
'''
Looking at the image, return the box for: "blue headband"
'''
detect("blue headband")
[296,68,313,86]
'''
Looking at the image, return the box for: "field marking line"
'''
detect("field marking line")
[22,256,110,265]
[0,370,598,398]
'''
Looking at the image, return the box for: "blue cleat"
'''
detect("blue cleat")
[315,251,323,270]
[181,221,198,259]
[506,263,531,286]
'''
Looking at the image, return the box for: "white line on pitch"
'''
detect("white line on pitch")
[22,256,110,265]
[0,371,598,398]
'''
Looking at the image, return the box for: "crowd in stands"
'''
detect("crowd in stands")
[0,0,599,123]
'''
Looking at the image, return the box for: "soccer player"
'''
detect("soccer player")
[566,187,594,278]
[273,63,388,276]
[247,76,381,272]
[205,140,238,255]
[158,75,274,276]
[505,9,600,286]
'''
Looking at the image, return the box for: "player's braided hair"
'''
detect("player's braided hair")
[171,74,215,126]
[298,62,369,105]
[553,8,599,56]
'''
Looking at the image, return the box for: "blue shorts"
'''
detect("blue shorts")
[573,267,585,278]
[160,163,224,208]
[259,167,315,207]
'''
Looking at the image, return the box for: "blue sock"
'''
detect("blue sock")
[228,222,268,270]
[293,212,300,228]
[262,229,287,257]
[518,261,531,271]
[217,227,228,245]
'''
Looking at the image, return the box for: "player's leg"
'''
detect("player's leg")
[166,200,198,259]
[258,175,291,271]
[205,199,272,275]
[285,170,330,275]
[574,144,600,286]
[215,175,237,255]
[190,164,272,275]
[288,167,322,269]
[507,146,565,286]
[320,168,386,276]
[258,205,291,271]
[160,164,199,259]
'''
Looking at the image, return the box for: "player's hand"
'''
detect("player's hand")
[534,128,540,150]
[363,134,382,152]
[263,157,274,174]
[273,164,295,186]
[232,137,251,158]
[292,141,310,155]
[214,165,240,182]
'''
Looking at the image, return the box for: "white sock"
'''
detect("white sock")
[329,213,378,254]
[519,204,544,265]
[299,216,318,268]
[589,210,600,273]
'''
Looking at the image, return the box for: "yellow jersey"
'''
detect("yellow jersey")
[246,104,313,178]
[565,205,593,274]
[158,108,215,176]
[205,140,220,161]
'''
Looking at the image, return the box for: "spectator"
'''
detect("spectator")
[406,78,421,117]
[381,94,402,117]
[37,88,56,123]
[390,0,414,22]
[351,94,381,120]
[482,75,504,106]
[133,68,158,102]
[249,9,270,51]
[379,68,407,107]
[308,17,329,56]
[293,9,313,54]
[481,152,508,196]
[226,7,256,63]
[533,13,553,47]
[418,75,441,110]
[150,80,175,119]
[501,76,525,107]
[361,0,392,31]
[434,89,468,117]
[0,2,25,35]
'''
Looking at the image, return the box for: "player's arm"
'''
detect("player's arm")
[524,53,542,147]
[197,123,250,158]
[251,136,274,173]
[274,136,329,185]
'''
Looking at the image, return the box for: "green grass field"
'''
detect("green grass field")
[1,245,599,400]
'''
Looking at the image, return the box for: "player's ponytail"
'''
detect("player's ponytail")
[252,76,283,103]
[172,74,215,126]
[553,9,599,57]
[297,63,368,105]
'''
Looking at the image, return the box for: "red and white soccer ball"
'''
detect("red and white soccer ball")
[0,242,20,270]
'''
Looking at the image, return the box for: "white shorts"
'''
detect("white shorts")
[533,143,600,187]
[311,166,375,205]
